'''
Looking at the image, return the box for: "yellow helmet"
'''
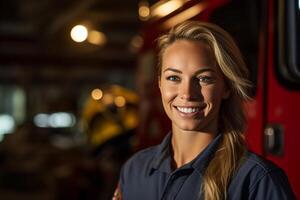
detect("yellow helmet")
[81,85,139,147]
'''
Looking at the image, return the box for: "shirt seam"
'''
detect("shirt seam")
[248,168,279,194]
[246,156,273,172]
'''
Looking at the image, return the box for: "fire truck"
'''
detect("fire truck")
[136,0,300,197]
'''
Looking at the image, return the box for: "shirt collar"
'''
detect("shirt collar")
[150,132,223,175]
[150,132,173,174]
[191,133,223,173]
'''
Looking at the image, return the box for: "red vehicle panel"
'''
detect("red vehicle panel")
[136,0,300,197]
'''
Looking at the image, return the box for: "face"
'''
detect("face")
[159,40,229,134]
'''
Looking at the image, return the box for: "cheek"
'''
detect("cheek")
[160,82,176,102]
[202,86,224,105]
[160,88,174,103]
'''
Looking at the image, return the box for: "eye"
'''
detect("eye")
[197,76,215,85]
[166,75,181,82]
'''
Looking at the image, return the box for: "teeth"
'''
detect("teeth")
[177,107,200,113]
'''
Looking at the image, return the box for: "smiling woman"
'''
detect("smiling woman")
[113,21,295,200]
[159,40,229,135]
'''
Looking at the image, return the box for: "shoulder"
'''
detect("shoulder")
[237,151,289,187]
[120,145,158,181]
[229,151,295,199]
[116,145,160,199]
[241,151,279,176]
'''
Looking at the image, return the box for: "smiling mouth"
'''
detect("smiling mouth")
[176,106,202,114]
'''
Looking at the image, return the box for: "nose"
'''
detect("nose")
[179,78,201,101]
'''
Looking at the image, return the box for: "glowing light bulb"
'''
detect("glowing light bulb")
[88,30,107,45]
[152,0,183,17]
[139,1,150,20]
[70,25,88,42]
[91,89,103,100]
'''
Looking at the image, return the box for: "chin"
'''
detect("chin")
[175,122,201,131]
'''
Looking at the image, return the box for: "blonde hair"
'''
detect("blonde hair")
[157,21,252,200]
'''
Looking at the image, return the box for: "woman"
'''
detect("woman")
[113,21,295,200]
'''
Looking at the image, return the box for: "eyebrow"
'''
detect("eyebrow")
[163,67,216,74]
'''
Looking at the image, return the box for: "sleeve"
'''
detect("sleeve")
[248,168,296,200]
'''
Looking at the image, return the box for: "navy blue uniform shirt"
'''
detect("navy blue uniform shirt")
[118,133,295,200]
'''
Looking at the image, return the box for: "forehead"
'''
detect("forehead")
[162,40,215,67]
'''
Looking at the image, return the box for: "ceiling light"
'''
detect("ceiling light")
[70,25,88,42]
[91,88,103,100]
[139,1,150,21]
[151,0,184,18]
[88,30,107,45]
[162,2,207,29]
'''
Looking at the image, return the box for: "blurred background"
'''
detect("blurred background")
[0,0,145,199]
[1,0,143,199]
[0,0,300,199]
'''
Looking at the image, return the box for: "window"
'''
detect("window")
[277,0,300,87]
[210,0,260,97]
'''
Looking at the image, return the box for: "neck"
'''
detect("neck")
[171,126,217,169]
